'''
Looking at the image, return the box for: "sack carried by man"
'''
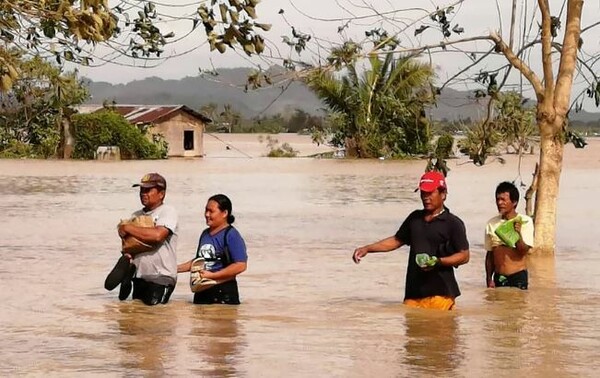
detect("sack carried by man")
[494,215,527,248]
[119,215,156,254]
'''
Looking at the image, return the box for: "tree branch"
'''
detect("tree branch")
[489,32,544,101]
[509,0,518,50]
[538,0,554,103]
[376,35,494,57]
[554,0,584,115]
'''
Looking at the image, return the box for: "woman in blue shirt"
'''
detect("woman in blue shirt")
[178,194,248,304]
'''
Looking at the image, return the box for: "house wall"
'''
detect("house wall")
[150,111,205,157]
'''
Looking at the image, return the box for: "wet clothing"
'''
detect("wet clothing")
[132,278,175,305]
[404,296,455,310]
[196,226,247,272]
[494,270,528,290]
[193,279,241,305]
[131,204,179,287]
[484,213,534,250]
[193,226,247,305]
[395,207,469,301]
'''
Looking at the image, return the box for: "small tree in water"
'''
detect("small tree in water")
[306,54,434,158]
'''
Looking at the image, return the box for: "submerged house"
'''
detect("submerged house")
[80,104,212,157]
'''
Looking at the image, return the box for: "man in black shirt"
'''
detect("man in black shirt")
[352,171,470,310]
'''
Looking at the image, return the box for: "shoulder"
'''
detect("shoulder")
[131,209,144,217]
[158,204,177,215]
[406,209,424,220]
[518,214,534,224]
[445,210,466,225]
[225,226,245,241]
[485,214,502,225]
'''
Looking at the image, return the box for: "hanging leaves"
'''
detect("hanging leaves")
[414,25,429,36]
[196,0,270,56]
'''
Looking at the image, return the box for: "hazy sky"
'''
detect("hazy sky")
[76,0,600,107]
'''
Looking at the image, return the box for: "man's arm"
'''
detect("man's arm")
[352,236,403,264]
[513,222,532,255]
[438,249,470,268]
[202,262,247,281]
[120,224,171,245]
[177,259,193,273]
[485,250,495,288]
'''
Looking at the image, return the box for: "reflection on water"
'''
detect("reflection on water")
[403,311,463,375]
[1,157,600,376]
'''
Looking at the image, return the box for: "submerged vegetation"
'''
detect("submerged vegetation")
[71,110,168,160]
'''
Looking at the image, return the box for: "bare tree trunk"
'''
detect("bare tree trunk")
[60,117,74,159]
[530,0,583,255]
[525,163,539,217]
[533,119,564,255]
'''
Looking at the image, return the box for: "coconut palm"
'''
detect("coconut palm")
[306,54,434,158]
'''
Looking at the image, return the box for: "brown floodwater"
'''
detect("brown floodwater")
[1,145,599,376]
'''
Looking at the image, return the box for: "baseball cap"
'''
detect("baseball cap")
[132,173,167,189]
[418,171,447,192]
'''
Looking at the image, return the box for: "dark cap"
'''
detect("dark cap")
[132,173,167,189]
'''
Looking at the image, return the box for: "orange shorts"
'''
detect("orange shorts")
[403,296,455,310]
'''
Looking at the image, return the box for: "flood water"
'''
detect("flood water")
[1,144,599,377]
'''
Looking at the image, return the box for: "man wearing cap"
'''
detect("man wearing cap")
[105,173,179,305]
[352,171,470,310]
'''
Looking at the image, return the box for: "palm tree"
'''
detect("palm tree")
[306,54,434,158]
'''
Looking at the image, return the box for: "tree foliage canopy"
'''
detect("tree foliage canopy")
[0,55,88,158]
[71,110,167,159]
[306,54,434,158]
[0,0,270,91]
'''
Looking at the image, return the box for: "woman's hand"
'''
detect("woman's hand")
[200,270,216,279]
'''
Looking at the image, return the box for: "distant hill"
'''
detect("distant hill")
[84,67,325,118]
[84,67,600,122]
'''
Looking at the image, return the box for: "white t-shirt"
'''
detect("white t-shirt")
[131,204,178,286]
[484,213,534,251]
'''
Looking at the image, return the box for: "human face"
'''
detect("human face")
[139,186,164,211]
[205,200,228,230]
[420,188,446,213]
[496,192,517,218]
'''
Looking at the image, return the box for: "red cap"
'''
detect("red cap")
[418,171,447,192]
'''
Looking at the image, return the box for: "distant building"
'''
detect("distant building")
[78,104,212,157]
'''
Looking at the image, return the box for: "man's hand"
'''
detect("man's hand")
[514,221,522,236]
[118,223,129,238]
[487,278,495,288]
[352,247,369,264]
[200,270,215,279]
[420,256,441,271]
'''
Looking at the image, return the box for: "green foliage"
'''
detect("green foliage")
[457,121,501,166]
[1,1,269,92]
[494,92,536,154]
[262,136,298,157]
[456,92,537,165]
[71,110,167,160]
[434,133,455,159]
[425,133,455,176]
[0,55,88,158]
[0,139,34,158]
[306,54,434,158]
